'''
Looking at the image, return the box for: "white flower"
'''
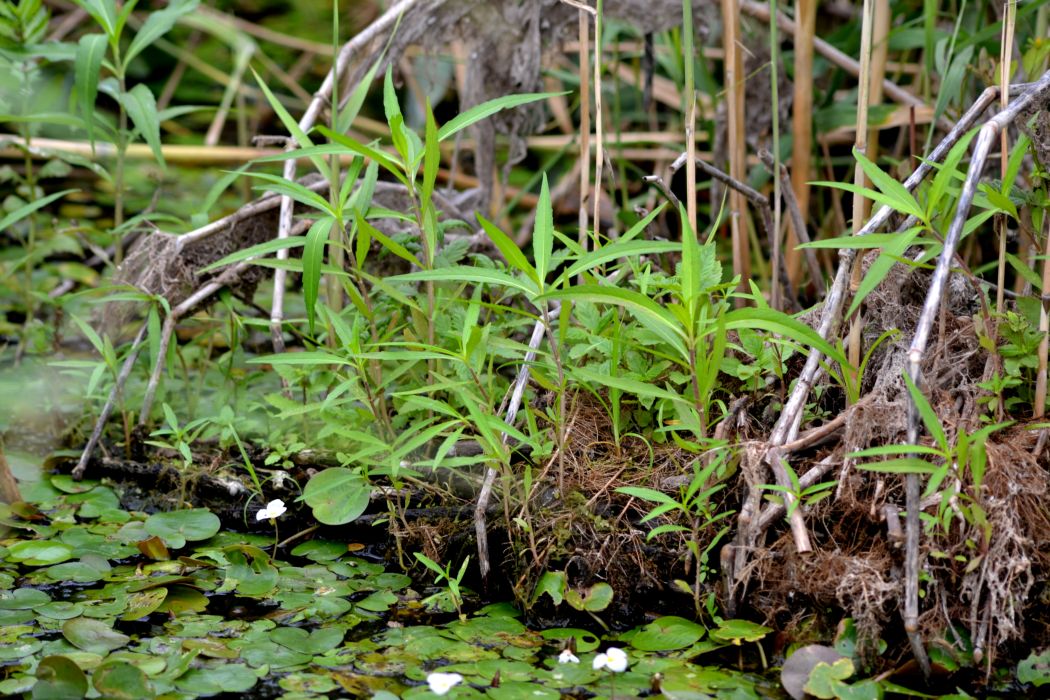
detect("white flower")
[426,671,463,696]
[558,649,580,664]
[593,647,628,672]
[256,499,286,521]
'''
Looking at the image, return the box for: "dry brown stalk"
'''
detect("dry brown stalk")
[787,0,816,288]
[0,445,22,505]
[1037,213,1050,418]
[721,0,749,298]
[759,150,826,297]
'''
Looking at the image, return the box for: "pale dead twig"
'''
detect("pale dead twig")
[758,150,826,297]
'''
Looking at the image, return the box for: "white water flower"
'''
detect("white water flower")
[256,499,286,521]
[592,647,628,672]
[426,671,463,696]
[558,649,580,664]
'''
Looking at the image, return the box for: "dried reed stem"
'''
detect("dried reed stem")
[787,0,816,287]
[721,0,749,297]
[1036,212,1050,418]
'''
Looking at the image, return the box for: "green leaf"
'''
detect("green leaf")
[926,127,978,217]
[540,285,687,357]
[721,307,849,369]
[0,188,78,233]
[144,508,220,548]
[571,367,689,408]
[62,617,131,654]
[421,99,439,205]
[532,570,566,606]
[317,127,407,186]
[302,468,371,525]
[533,173,553,286]
[251,67,326,176]
[856,458,940,474]
[389,266,538,297]
[119,83,165,168]
[76,0,118,40]
[437,91,566,141]
[852,147,925,221]
[847,226,922,318]
[302,216,335,334]
[124,0,198,67]
[630,616,705,651]
[197,235,307,273]
[34,655,89,700]
[244,172,333,214]
[75,34,107,144]
[92,661,153,700]
[903,370,947,452]
[477,213,537,283]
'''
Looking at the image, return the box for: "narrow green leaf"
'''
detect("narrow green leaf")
[251,67,326,177]
[721,307,849,369]
[847,227,921,318]
[356,214,421,268]
[558,239,680,283]
[852,146,925,221]
[124,0,198,67]
[75,34,107,144]
[437,91,567,141]
[302,217,335,333]
[477,213,537,282]
[534,174,553,286]
[119,83,164,168]
[389,266,538,297]
[316,127,408,186]
[0,188,78,232]
[421,99,439,205]
[197,235,307,273]
[903,370,947,453]
[857,458,939,474]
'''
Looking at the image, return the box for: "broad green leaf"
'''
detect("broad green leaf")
[437,91,566,141]
[62,618,131,654]
[119,83,165,168]
[124,0,198,67]
[301,468,371,525]
[75,34,107,144]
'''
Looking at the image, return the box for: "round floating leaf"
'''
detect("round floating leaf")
[302,468,371,525]
[120,589,168,621]
[175,664,259,695]
[35,602,85,620]
[33,655,88,700]
[270,626,344,654]
[239,640,313,669]
[144,509,220,548]
[0,639,42,661]
[710,619,772,645]
[50,475,98,494]
[539,628,601,653]
[92,661,153,699]
[630,616,705,651]
[290,540,347,562]
[156,586,209,615]
[0,587,50,609]
[487,681,560,700]
[1018,649,1050,687]
[564,582,613,612]
[7,541,74,566]
[45,555,111,584]
[62,617,131,654]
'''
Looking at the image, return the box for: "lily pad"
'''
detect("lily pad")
[33,655,88,700]
[301,468,371,525]
[630,616,705,651]
[62,617,131,654]
[144,509,221,548]
[710,619,771,645]
[0,587,50,609]
[564,582,613,612]
[174,664,260,695]
[92,661,154,699]
[7,541,74,566]
[270,626,344,654]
